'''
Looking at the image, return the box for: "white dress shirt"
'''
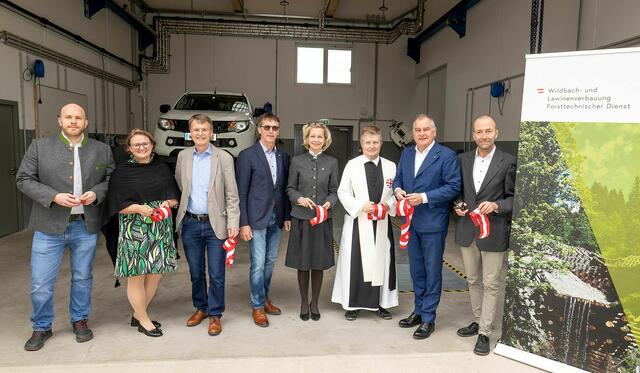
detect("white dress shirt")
[473,146,496,193]
[62,132,84,214]
[414,142,435,204]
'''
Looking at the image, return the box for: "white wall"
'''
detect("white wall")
[0,0,140,135]
[414,0,640,143]
[147,34,425,141]
[415,0,581,143]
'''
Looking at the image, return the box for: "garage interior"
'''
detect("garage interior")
[0,0,639,371]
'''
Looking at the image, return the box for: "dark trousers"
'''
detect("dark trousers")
[181,216,226,317]
[407,227,447,323]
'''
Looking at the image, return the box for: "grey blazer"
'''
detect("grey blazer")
[454,147,516,252]
[286,152,339,220]
[175,146,240,240]
[16,133,114,234]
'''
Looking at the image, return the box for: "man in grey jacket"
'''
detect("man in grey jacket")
[16,103,114,351]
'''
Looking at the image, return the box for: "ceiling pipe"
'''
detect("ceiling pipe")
[0,0,141,77]
[143,1,425,74]
[407,0,482,63]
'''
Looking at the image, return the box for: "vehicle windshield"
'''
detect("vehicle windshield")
[174,94,250,113]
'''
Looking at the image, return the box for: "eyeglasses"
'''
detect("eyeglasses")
[131,142,151,148]
[261,125,280,132]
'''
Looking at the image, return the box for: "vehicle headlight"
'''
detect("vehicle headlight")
[229,121,249,132]
[158,118,175,130]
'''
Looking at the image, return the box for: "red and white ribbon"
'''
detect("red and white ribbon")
[469,209,490,239]
[367,203,388,220]
[222,237,237,268]
[150,206,172,222]
[395,199,414,249]
[310,205,328,227]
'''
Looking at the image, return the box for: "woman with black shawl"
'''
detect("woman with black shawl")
[105,129,180,337]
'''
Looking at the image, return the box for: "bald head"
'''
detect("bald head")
[60,103,86,119]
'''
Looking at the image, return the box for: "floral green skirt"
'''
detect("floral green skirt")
[114,200,177,277]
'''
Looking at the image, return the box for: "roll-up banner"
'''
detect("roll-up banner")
[495,48,640,372]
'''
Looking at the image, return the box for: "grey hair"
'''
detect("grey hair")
[413,114,436,129]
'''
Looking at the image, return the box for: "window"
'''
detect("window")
[296,46,352,85]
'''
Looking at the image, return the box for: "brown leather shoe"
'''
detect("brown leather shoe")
[252,309,269,327]
[208,317,222,336]
[186,310,208,327]
[264,299,282,315]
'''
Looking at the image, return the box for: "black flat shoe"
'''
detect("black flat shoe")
[345,310,358,321]
[377,307,392,320]
[310,303,320,321]
[398,312,422,328]
[137,324,163,337]
[457,321,479,337]
[131,316,161,328]
[413,322,435,340]
[300,311,310,321]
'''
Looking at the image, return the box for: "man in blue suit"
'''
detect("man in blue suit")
[236,113,291,328]
[393,114,461,339]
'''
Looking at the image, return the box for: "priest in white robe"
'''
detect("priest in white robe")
[331,125,398,321]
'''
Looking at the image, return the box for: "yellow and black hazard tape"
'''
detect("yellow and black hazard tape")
[443,260,467,280]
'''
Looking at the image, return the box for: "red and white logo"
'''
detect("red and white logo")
[536,88,545,94]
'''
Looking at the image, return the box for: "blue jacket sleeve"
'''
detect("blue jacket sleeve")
[425,150,461,206]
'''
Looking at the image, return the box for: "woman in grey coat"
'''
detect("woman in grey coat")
[286,122,339,321]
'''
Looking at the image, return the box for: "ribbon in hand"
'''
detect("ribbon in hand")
[367,203,388,220]
[145,206,172,224]
[469,209,490,239]
[395,199,414,249]
[222,237,237,268]
[310,205,329,227]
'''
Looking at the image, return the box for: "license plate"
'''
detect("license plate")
[184,133,216,141]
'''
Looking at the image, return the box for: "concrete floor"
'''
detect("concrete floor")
[0,223,542,373]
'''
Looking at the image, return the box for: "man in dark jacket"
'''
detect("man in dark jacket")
[454,115,516,356]
[236,113,291,327]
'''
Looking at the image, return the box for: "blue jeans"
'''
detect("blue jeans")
[249,210,282,309]
[407,227,447,323]
[30,220,98,331]
[181,216,226,317]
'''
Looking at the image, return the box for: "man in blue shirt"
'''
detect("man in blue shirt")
[175,114,240,336]
[236,113,291,327]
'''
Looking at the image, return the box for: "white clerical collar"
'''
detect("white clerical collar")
[475,145,496,160]
[416,141,435,155]
[364,156,380,166]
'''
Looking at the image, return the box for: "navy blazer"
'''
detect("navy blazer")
[392,142,461,233]
[236,142,291,230]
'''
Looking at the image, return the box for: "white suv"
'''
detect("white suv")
[154,91,257,162]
